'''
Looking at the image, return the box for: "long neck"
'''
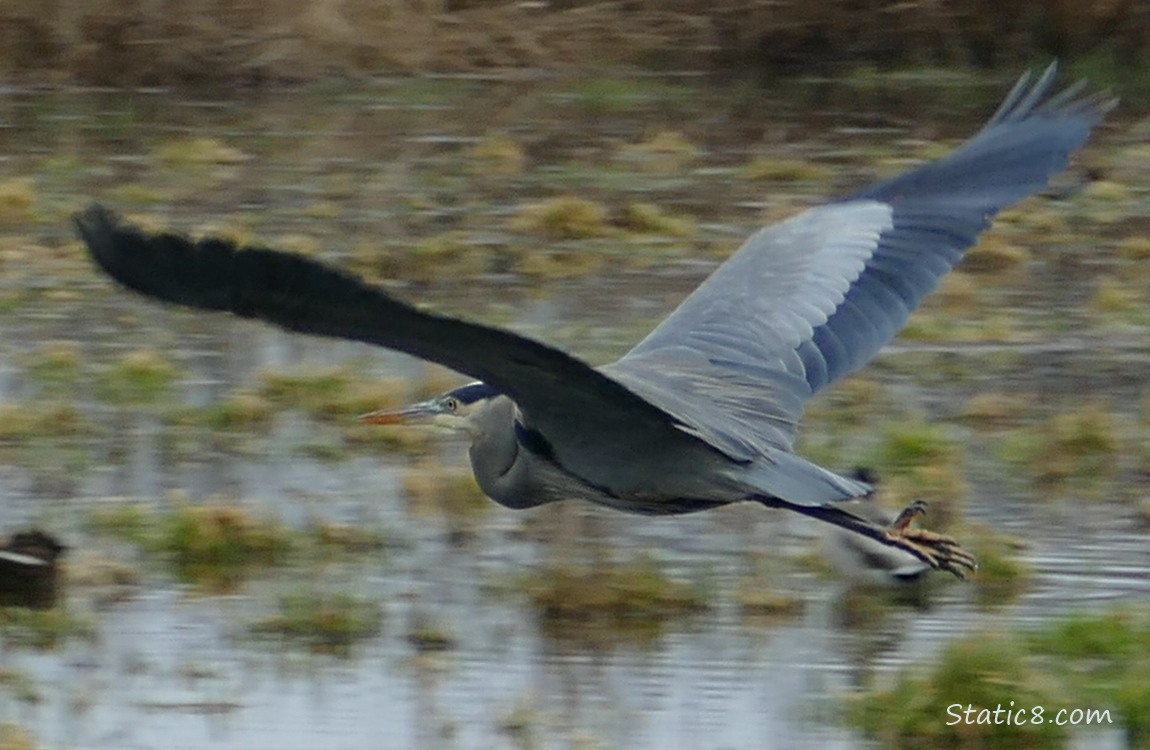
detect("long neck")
[468,397,549,509]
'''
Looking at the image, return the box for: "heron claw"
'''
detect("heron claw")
[884,501,978,579]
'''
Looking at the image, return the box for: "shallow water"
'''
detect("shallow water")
[0,70,1148,749]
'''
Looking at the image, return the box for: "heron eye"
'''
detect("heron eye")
[445,397,459,412]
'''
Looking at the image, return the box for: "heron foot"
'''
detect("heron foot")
[884,501,977,579]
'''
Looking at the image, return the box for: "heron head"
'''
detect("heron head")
[358,382,500,435]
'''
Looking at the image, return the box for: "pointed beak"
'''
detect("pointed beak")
[358,399,445,425]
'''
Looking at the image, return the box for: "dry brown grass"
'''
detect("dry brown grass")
[0,1,1142,85]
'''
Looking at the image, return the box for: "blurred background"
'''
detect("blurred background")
[1,2,1150,749]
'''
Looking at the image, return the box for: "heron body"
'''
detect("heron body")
[76,65,1113,577]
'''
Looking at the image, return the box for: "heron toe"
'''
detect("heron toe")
[885,523,978,579]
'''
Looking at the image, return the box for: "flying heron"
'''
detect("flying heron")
[75,65,1113,578]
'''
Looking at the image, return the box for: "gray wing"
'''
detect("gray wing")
[606,201,893,458]
[611,63,1113,458]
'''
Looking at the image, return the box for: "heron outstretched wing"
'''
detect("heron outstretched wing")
[76,205,709,491]
[613,64,1113,455]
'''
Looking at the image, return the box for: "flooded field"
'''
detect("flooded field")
[1,69,1149,749]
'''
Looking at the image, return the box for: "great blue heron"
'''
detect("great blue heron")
[75,65,1113,578]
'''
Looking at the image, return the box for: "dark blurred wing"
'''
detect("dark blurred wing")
[75,205,705,483]
[615,63,1112,454]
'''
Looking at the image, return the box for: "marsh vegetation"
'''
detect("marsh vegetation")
[0,66,1147,749]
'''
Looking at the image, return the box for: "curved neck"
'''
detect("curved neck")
[468,397,548,509]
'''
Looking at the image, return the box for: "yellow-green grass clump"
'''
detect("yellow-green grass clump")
[961,234,1030,274]
[1075,180,1132,225]
[736,587,804,619]
[1025,610,1150,743]
[0,723,38,750]
[1090,277,1144,323]
[872,420,966,527]
[344,420,434,455]
[998,202,1070,241]
[406,619,457,653]
[152,136,248,192]
[260,368,407,422]
[96,348,180,405]
[963,391,1029,430]
[24,343,83,389]
[398,231,490,283]
[271,233,323,257]
[517,553,708,629]
[739,156,832,183]
[901,274,994,341]
[509,195,613,240]
[249,593,382,655]
[0,668,38,705]
[1108,143,1150,183]
[202,388,277,432]
[1117,235,1150,261]
[928,271,978,313]
[849,634,1066,749]
[622,202,696,238]
[0,608,96,651]
[0,178,37,225]
[62,553,142,589]
[967,524,1031,605]
[819,376,886,426]
[569,77,678,116]
[1030,400,1119,485]
[108,182,166,206]
[322,378,411,423]
[468,133,526,176]
[401,462,489,519]
[159,502,293,580]
[300,201,341,221]
[905,308,1023,343]
[0,402,88,442]
[876,420,962,474]
[617,130,696,173]
[194,220,255,248]
[515,246,608,279]
[308,521,386,554]
[87,500,382,570]
[154,136,247,169]
[85,501,154,546]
